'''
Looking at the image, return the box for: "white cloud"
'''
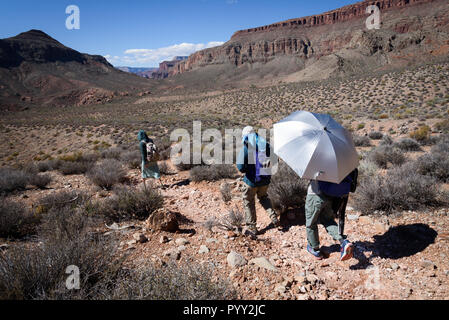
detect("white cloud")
[104,41,224,67]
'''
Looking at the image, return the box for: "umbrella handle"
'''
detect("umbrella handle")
[313,171,325,180]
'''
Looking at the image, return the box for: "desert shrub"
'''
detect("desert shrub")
[410,125,430,142]
[158,161,172,175]
[434,119,449,133]
[87,159,126,190]
[368,131,383,140]
[109,261,236,300]
[58,152,84,162]
[414,152,449,182]
[431,136,449,154]
[101,147,123,160]
[190,165,237,182]
[353,135,371,147]
[0,207,121,300]
[36,190,89,214]
[81,153,100,163]
[58,161,90,175]
[380,134,393,146]
[28,173,52,189]
[0,198,38,239]
[368,145,407,169]
[96,185,163,222]
[358,159,379,178]
[268,162,308,212]
[220,182,232,203]
[158,147,172,161]
[204,208,244,233]
[36,160,62,172]
[393,138,422,152]
[354,163,440,214]
[0,167,29,193]
[120,151,141,169]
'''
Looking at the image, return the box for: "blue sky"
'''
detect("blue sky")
[0,0,357,67]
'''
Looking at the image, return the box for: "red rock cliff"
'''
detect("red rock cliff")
[172,0,448,76]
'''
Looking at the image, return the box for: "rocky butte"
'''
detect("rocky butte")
[170,0,449,83]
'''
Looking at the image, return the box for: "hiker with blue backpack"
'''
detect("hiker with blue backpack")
[237,126,281,239]
[138,130,163,189]
[305,169,358,261]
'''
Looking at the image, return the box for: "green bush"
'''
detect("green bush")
[410,125,430,142]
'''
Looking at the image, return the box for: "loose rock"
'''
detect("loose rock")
[227,251,247,268]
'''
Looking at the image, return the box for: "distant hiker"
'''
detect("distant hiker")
[237,126,281,239]
[138,129,162,189]
[305,169,358,261]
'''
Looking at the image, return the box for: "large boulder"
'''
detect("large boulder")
[146,209,179,232]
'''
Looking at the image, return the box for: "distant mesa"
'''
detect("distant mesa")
[118,57,188,79]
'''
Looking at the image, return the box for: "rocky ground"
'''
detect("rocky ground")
[119,170,449,300]
[8,160,446,300]
[1,60,448,300]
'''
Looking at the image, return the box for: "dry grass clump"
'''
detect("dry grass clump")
[410,125,430,142]
[220,182,232,203]
[204,208,245,233]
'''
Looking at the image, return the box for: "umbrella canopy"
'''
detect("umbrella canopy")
[273,111,359,183]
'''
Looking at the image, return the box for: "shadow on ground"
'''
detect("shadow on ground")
[266,209,438,269]
[350,223,438,270]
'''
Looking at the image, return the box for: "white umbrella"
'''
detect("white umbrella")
[273,111,359,183]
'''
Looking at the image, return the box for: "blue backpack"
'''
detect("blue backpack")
[254,146,271,182]
[245,134,271,183]
[318,169,358,198]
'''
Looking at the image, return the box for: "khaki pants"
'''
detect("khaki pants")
[242,184,277,230]
[305,193,343,249]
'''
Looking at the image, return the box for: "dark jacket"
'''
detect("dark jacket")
[137,130,153,164]
[237,133,271,188]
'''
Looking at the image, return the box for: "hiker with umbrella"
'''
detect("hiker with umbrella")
[273,111,359,261]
